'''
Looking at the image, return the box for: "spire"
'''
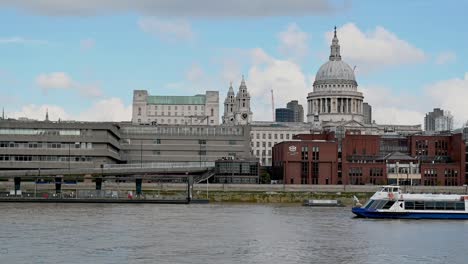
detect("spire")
[45,108,49,121]
[240,75,246,88]
[228,81,234,94]
[329,26,341,61]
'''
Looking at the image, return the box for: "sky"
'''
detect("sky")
[0,0,467,127]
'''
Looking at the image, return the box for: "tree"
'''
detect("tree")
[260,172,271,184]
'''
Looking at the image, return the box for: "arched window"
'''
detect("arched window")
[211,108,214,116]
[138,107,141,116]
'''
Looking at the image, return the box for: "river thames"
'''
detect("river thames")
[0,203,467,264]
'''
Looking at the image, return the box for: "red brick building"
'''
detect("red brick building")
[272,131,466,186]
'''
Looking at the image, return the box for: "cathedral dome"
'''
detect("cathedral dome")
[314,26,356,83]
[315,60,355,82]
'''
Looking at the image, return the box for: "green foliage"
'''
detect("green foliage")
[260,172,271,184]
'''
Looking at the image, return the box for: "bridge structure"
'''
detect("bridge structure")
[0,162,216,203]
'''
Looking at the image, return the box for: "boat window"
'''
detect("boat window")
[445,202,455,210]
[435,202,445,210]
[455,202,465,211]
[425,202,435,210]
[370,200,388,209]
[382,201,395,209]
[405,201,414,210]
[364,200,375,209]
[415,201,425,210]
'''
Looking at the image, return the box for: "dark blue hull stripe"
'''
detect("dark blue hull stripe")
[352,208,468,219]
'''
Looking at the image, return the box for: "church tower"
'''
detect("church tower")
[222,82,236,125]
[234,76,252,125]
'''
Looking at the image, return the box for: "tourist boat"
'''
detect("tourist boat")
[352,185,468,219]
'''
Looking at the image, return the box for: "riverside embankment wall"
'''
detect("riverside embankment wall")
[1,183,467,204]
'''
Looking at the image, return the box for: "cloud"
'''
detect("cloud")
[247,48,309,121]
[77,98,132,121]
[0,37,49,45]
[425,73,468,127]
[36,72,73,91]
[8,98,131,122]
[435,51,456,65]
[80,38,95,50]
[138,17,194,42]
[1,0,347,17]
[360,72,468,128]
[35,72,103,98]
[186,64,205,82]
[9,104,71,121]
[278,23,309,61]
[326,23,426,73]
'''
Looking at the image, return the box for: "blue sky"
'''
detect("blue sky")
[0,0,467,126]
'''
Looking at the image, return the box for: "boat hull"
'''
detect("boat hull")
[352,207,468,220]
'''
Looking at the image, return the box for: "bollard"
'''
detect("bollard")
[96,178,102,190]
[14,177,21,195]
[135,178,142,196]
[55,176,62,194]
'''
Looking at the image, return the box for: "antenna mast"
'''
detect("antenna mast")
[271,89,275,121]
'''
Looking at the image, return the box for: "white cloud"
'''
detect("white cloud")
[1,0,345,17]
[138,17,194,42]
[360,86,424,125]
[247,48,309,121]
[80,38,95,50]
[186,64,205,82]
[326,23,426,73]
[278,23,309,61]
[36,72,73,91]
[35,72,103,98]
[9,98,131,122]
[435,51,456,65]
[425,73,468,127]
[77,98,132,121]
[9,104,71,121]
[0,37,49,45]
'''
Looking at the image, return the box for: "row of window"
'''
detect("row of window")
[137,118,215,125]
[147,105,205,111]
[0,129,81,136]
[0,141,93,149]
[405,201,465,211]
[0,155,92,162]
[253,133,294,140]
[121,126,243,136]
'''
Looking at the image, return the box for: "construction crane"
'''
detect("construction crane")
[271,89,275,122]
[188,115,210,125]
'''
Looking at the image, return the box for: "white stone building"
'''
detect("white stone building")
[307,27,364,123]
[222,77,252,125]
[132,90,219,125]
[250,122,312,166]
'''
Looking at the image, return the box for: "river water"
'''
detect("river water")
[0,203,467,264]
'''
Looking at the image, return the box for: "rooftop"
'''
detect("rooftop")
[147,95,206,105]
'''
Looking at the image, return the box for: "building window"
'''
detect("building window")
[274,134,277,139]
[153,150,161,155]
[168,106,171,110]
[256,142,260,147]
[262,142,266,147]
[256,150,260,156]
[256,133,260,139]
[268,134,271,139]
[155,139,161,144]
[195,106,198,110]
[211,108,214,117]
[301,146,309,160]
[199,150,206,155]
[262,133,266,139]
[138,107,141,115]
[199,140,207,145]
[268,142,271,147]
[280,134,284,140]
[229,140,236,145]
[286,134,290,139]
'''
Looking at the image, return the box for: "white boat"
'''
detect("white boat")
[352,185,468,219]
